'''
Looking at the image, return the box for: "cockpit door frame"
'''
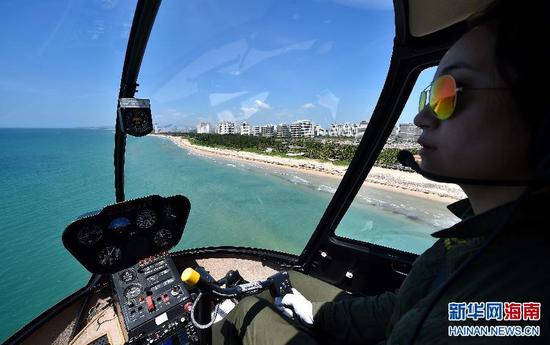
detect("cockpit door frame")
[298,0,470,274]
[114,0,161,203]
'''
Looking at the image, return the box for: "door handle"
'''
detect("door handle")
[391,262,411,277]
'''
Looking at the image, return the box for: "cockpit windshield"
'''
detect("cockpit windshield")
[0,1,464,342]
[125,0,396,253]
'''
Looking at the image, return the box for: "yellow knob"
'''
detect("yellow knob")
[181,268,200,286]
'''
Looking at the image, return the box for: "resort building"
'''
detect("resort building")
[261,125,275,137]
[341,123,354,137]
[355,120,369,141]
[397,123,422,140]
[291,120,314,138]
[197,122,211,134]
[240,122,251,135]
[251,126,261,136]
[276,124,291,138]
[217,121,235,135]
[314,125,325,137]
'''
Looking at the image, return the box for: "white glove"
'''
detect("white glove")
[274,288,314,326]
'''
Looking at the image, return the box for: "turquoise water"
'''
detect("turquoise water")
[0,129,458,342]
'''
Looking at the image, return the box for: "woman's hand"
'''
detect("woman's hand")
[274,288,314,326]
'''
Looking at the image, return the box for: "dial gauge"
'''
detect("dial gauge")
[136,210,157,229]
[120,269,137,283]
[153,228,173,248]
[77,225,103,246]
[97,246,122,267]
[124,284,142,300]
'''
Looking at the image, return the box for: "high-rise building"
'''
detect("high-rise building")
[291,120,314,138]
[240,122,251,135]
[355,120,369,141]
[397,123,422,140]
[341,123,353,137]
[217,121,235,135]
[260,125,275,137]
[251,126,261,136]
[314,125,325,137]
[276,124,291,138]
[197,122,211,134]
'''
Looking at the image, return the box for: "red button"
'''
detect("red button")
[162,294,170,303]
[184,302,193,313]
[146,295,155,312]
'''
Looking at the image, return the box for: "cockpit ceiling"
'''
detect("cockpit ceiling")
[408,0,495,37]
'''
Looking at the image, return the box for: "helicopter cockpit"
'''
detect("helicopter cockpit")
[5,0,546,344]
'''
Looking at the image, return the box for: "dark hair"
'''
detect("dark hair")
[471,1,550,178]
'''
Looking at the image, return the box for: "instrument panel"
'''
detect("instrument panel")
[63,195,191,273]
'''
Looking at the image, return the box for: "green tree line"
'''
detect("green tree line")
[169,133,417,169]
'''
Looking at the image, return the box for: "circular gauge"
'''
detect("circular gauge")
[120,269,137,283]
[153,228,173,248]
[124,284,142,300]
[163,205,177,220]
[127,110,151,134]
[108,217,131,235]
[77,225,103,246]
[136,210,157,229]
[97,246,122,268]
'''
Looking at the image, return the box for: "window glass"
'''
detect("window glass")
[125,0,396,254]
[335,68,464,254]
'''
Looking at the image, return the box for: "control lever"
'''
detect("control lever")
[181,268,294,329]
[181,268,292,298]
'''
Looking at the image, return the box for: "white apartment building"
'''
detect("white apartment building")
[341,123,353,137]
[251,126,261,136]
[314,125,325,137]
[240,122,251,135]
[197,122,211,134]
[290,120,314,138]
[355,120,369,141]
[261,125,275,137]
[276,124,291,138]
[217,121,235,135]
[397,123,422,140]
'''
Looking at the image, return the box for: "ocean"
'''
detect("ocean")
[0,129,459,342]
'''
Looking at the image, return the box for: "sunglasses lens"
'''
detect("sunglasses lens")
[429,75,457,120]
[419,90,427,112]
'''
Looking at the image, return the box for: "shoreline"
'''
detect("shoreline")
[153,134,466,203]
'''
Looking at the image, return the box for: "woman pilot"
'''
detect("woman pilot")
[213,1,550,344]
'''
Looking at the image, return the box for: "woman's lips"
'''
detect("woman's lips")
[417,138,436,155]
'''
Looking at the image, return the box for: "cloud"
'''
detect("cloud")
[301,103,315,109]
[224,40,316,76]
[153,39,248,102]
[317,89,340,119]
[237,92,270,119]
[217,110,235,122]
[255,99,271,109]
[209,91,248,107]
[240,107,259,118]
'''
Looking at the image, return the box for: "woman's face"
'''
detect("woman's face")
[413,24,532,182]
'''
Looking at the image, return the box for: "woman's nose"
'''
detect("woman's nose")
[413,106,440,130]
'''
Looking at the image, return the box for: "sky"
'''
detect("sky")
[0,0,435,129]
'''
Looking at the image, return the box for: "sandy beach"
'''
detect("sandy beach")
[154,134,466,203]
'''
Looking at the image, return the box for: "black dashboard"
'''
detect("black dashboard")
[62,195,191,274]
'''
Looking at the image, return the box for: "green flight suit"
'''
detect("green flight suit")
[213,187,550,344]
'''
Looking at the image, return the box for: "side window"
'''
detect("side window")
[334,68,464,254]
